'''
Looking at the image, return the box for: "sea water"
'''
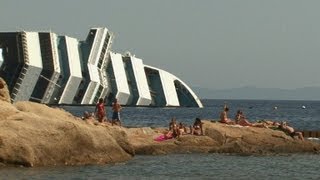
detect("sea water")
[1,99,320,179]
[63,99,320,130]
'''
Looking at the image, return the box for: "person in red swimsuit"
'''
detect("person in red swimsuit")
[95,98,106,123]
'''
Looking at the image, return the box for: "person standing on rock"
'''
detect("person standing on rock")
[95,98,107,123]
[112,98,122,126]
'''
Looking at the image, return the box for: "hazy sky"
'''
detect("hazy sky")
[1,0,320,90]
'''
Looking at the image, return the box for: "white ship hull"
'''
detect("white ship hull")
[0,28,203,107]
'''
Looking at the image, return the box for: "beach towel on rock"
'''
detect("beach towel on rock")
[154,134,173,142]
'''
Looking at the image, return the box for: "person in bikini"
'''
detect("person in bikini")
[234,110,243,124]
[178,122,188,136]
[190,118,204,135]
[235,110,253,126]
[168,117,179,138]
[219,105,235,124]
[235,110,267,128]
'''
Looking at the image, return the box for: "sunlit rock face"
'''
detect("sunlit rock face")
[0,77,10,102]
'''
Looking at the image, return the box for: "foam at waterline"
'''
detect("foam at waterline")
[307,137,320,143]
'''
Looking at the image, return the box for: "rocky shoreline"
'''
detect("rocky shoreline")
[1,78,320,167]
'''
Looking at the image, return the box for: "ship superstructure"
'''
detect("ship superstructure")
[31,32,61,104]
[0,27,203,107]
[108,52,131,105]
[76,27,113,105]
[0,32,43,102]
[122,54,152,106]
[57,36,83,104]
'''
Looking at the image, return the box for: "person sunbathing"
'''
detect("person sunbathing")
[234,110,243,124]
[177,122,188,136]
[257,120,281,129]
[168,117,179,138]
[190,118,204,135]
[278,122,304,140]
[82,111,96,125]
[236,111,266,128]
[82,111,92,120]
[154,130,174,142]
[159,118,180,140]
[219,106,235,124]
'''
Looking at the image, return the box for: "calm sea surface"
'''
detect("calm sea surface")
[1,99,320,179]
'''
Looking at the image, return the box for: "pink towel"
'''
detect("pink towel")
[154,134,173,142]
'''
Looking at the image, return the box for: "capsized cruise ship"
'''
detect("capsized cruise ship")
[0,27,203,107]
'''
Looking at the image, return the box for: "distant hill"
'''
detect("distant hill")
[193,86,320,100]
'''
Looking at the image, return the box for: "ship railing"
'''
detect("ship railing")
[98,68,108,87]
[149,89,157,95]
[40,33,61,101]
[11,64,29,101]
[88,29,104,65]
[97,34,109,69]
[29,96,42,102]
[40,73,62,103]
[104,32,114,62]
[39,75,61,88]
[98,31,113,68]
[21,32,30,64]
[50,34,60,72]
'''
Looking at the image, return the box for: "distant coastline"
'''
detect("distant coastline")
[194,86,320,101]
